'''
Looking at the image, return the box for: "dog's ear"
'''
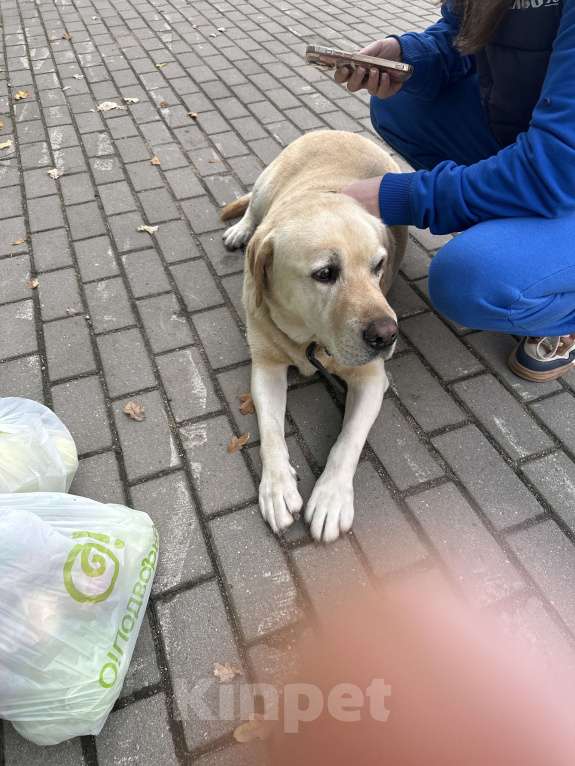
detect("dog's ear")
[246,228,274,307]
[379,225,406,294]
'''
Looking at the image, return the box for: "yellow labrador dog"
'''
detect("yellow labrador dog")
[221,130,406,543]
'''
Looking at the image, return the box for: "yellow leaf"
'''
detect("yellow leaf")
[0,139,12,150]
[123,400,145,421]
[137,224,159,235]
[188,112,198,119]
[150,156,161,166]
[239,393,255,415]
[159,100,169,108]
[62,31,72,40]
[12,238,26,246]
[213,662,242,683]
[26,277,39,289]
[15,90,29,100]
[227,433,250,453]
[233,716,272,743]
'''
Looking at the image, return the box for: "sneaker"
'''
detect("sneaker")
[508,334,575,382]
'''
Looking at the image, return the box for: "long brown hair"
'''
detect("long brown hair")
[452,0,510,54]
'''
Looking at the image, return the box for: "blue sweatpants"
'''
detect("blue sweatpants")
[371,74,575,337]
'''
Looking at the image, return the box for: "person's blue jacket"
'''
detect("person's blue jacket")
[379,0,575,234]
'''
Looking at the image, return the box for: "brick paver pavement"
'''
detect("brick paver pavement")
[1,0,575,762]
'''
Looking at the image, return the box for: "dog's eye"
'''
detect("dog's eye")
[374,257,385,273]
[312,266,339,283]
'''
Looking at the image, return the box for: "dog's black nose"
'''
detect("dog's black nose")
[363,318,398,350]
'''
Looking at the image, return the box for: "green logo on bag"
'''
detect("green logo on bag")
[64,531,125,604]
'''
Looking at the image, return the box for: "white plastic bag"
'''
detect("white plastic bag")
[0,493,159,746]
[0,397,78,493]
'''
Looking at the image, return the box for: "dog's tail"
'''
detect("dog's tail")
[220,194,251,222]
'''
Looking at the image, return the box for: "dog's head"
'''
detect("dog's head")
[246,195,400,367]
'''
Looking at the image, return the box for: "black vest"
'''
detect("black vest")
[475,0,563,148]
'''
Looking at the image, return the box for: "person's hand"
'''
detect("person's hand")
[341,176,384,219]
[334,38,404,99]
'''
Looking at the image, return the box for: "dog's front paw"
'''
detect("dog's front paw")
[259,462,303,535]
[305,473,354,543]
[223,218,253,250]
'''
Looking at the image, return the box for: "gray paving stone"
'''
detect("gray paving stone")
[530,392,575,456]
[138,187,180,224]
[352,461,428,576]
[291,537,370,621]
[388,353,464,432]
[522,451,575,532]
[38,268,83,321]
[85,277,135,333]
[193,307,250,369]
[220,271,245,325]
[67,200,107,240]
[368,397,444,489]
[407,483,525,606]
[137,293,194,354]
[98,327,156,397]
[120,613,161,697]
[121,248,171,298]
[156,580,243,750]
[508,520,575,633]
[60,172,96,206]
[164,166,204,200]
[180,415,256,514]
[181,196,224,234]
[467,331,561,401]
[286,381,342,468]
[155,219,199,263]
[0,254,31,304]
[113,389,180,481]
[43,315,96,380]
[0,300,37,359]
[99,180,137,216]
[75,235,119,282]
[126,160,164,192]
[387,273,427,318]
[70,451,126,505]
[25,167,60,199]
[52,375,112,455]
[167,260,223,315]
[411,227,453,252]
[211,505,302,640]
[28,195,65,233]
[433,424,544,529]
[157,347,220,422]
[96,694,177,766]
[3,724,85,766]
[453,374,554,460]
[198,231,245,277]
[0,354,44,402]
[130,472,212,594]
[401,313,484,381]
[217,364,263,444]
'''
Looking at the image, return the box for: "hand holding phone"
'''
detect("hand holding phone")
[331,39,407,99]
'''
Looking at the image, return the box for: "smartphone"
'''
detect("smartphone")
[305,44,413,82]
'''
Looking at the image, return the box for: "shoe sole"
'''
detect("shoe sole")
[508,351,575,382]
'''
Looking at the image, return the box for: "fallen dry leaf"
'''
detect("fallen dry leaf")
[0,119,4,129]
[73,74,84,80]
[239,393,255,415]
[137,224,158,235]
[227,432,250,453]
[159,100,169,108]
[47,168,62,179]
[213,662,242,683]
[12,238,26,246]
[123,96,140,104]
[187,111,198,119]
[96,101,125,112]
[209,33,217,38]
[14,90,29,100]
[0,139,12,151]
[233,716,272,744]
[217,27,226,32]
[150,156,161,166]
[123,400,145,421]
[26,277,39,289]
[62,31,72,40]
[155,62,167,69]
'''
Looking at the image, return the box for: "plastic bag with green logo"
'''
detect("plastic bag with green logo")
[0,397,78,493]
[0,493,159,746]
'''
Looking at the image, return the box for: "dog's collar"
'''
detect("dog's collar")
[305,342,346,396]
